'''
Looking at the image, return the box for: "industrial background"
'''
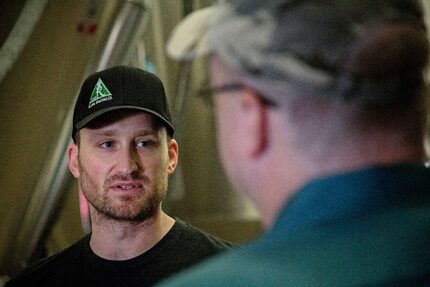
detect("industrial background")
[0,0,429,283]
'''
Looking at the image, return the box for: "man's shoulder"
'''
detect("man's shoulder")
[157,248,255,287]
[172,218,235,250]
[5,236,87,286]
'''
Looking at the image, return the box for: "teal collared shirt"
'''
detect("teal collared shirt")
[159,164,430,286]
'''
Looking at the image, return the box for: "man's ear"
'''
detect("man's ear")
[167,139,179,175]
[239,89,270,159]
[68,143,80,178]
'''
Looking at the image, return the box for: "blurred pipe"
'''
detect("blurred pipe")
[164,61,192,204]
[96,0,149,70]
[10,0,150,271]
[0,0,48,84]
[11,105,75,269]
[164,0,194,204]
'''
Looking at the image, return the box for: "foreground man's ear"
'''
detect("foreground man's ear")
[239,89,270,159]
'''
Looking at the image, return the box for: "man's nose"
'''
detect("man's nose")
[116,147,139,175]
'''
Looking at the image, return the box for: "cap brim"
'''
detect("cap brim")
[166,6,215,61]
[75,105,174,136]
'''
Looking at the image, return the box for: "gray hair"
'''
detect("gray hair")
[208,0,429,106]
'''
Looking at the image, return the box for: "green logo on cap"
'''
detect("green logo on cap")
[88,78,113,108]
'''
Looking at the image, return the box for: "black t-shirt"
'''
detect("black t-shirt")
[6,218,234,286]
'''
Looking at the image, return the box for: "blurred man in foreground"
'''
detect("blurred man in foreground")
[161,0,430,285]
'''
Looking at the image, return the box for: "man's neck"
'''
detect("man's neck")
[89,210,175,260]
[255,129,425,229]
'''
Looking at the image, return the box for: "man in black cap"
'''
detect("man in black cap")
[160,0,430,286]
[5,65,232,287]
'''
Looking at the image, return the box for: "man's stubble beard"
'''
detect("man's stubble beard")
[78,159,168,223]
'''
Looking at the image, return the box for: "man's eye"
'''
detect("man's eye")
[136,140,154,148]
[100,141,114,148]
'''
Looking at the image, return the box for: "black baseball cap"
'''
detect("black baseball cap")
[72,65,174,142]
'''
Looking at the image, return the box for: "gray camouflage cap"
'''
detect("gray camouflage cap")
[167,0,428,103]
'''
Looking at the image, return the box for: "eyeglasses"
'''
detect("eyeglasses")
[197,82,277,108]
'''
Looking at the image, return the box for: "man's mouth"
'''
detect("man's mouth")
[110,182,143,192]
[118,184,136,189]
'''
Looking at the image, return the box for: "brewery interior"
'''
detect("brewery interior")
[0,0,429,283]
